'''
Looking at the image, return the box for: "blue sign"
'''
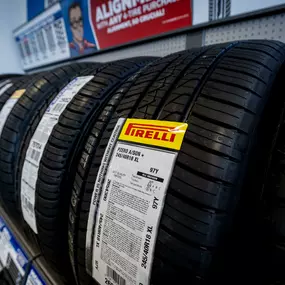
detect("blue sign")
[27,0,45,20]
[0,218,29,283]
[26,266,46,285]
[61,0,98,57]
[0,216,47,284]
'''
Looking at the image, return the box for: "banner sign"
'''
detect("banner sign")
[27,0,59,20]
[15,0,285,69]
[88,0,192,49]
[14,3,70,70]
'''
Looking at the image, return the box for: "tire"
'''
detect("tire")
[0,76,33,213]
[33,58,156,275]
[264,101,285,282]
[0,63,99,214]
[68,40,285,285]
[0,74,22,80]
[0,77,29,112]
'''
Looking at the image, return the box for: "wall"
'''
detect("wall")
[0,0,26,74]
[193,0,285,25]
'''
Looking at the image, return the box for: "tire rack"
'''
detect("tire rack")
[3,3,285,285]
[0,206,64,284]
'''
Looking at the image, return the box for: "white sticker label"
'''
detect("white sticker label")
[0,89,25,137]
[86,119,125,273]
[21,76,94,233]
[0,80,10,89]
[0,81,12,98]
[87,118,185,285]
[0,83,13,98]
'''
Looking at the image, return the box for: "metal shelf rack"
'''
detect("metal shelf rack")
[0,205,64,285]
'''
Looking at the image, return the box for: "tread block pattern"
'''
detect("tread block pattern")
[68,41,285,284]
[0,63,100,284]
[0,63,97,212]
[0,78,28,111]
[266,112,285,280]
[0,77,35,209]
[35,58,156,274]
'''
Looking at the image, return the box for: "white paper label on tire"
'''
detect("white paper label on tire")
[21,76,94,233]
[0,89,26,137]
[0,79,10,89]
[87,118,187,285]
[0,82,13,98]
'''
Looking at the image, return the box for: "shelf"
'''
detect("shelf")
[0,205,64,285]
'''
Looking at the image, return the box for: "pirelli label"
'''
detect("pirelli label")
[11,89,26,99]
[87,118,187,285]
[119,119,188,150]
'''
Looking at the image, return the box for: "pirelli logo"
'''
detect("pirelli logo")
[119,119,188,150]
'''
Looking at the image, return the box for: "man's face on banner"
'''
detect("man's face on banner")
[70,6,84,42]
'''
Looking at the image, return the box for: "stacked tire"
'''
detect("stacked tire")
[0,40,285,285]
[67,41,285,285]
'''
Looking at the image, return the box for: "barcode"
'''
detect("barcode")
[44,24,56,52]
[23,38,31,57]
[51,103,66,114]
[36,29,47,54]
[7,253,22,283]
[29,148,41,162]
[107,266,126,285]
[18,42,25,59]
[23,196,33,213]
[30,33,39,59]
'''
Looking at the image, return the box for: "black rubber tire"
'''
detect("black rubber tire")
[0,63,99,214]
[34,58,156,274]
[264,102,285,282]
[0,74,22,80]
[68,40,285,285]
[0,77,30,112]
